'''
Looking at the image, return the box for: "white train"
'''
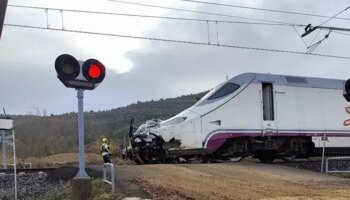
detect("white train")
[128,73,350,163]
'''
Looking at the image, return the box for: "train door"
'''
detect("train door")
[261,83,277,135]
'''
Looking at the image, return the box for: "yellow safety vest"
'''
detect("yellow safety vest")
[101,143,111,156]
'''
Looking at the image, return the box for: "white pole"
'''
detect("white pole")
[321,130,326,173]
[1,130,7,169]
[111,164,115,193]
[103,164,106,181]
[12,130,17,200]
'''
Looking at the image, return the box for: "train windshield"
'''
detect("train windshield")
[207,83,240,100]
[161,117,187,126]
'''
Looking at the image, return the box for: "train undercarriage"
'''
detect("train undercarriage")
[125,131,315,164]
[213,136,315,163]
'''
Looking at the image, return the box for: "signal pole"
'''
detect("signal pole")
[0,0,8,40]
[76,89,89,178]
[54,54,106,200]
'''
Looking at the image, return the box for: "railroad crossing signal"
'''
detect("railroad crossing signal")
[55,54,106,90]
[54,54,107,198]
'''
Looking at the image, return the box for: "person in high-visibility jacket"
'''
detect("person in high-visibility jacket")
[100,137,112,163]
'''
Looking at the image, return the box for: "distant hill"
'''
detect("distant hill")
[8,91,208,158]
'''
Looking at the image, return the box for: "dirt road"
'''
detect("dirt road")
[115,161,350,200]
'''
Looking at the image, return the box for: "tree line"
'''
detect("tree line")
[5,91,207,158]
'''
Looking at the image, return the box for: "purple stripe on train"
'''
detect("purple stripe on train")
[205,132,350,150]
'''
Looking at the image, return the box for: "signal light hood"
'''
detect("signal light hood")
[55,54,80,80]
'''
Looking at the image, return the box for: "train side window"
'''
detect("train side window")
[208,83,240,100]
[262,83,274,121]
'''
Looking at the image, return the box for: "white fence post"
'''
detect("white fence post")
[103,163,115,193]
[321,130,326,173]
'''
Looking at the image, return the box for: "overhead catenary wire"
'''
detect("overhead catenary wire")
[292,26,308,48]
[308,29,322,47]
[106,0,300,25]
[333,30,350,36]
[4,23,350,61]
[178,0,350,22]
[7,4,304,27]
[301,5,350,52]
[306,30,331,54]
[318,5,350,26]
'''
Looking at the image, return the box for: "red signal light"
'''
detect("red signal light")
[88,64,101,78]
[82,59,105,84]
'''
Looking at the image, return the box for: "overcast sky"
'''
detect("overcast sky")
[1,0,350,115]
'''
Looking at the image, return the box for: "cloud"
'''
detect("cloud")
[2,0,350,114]
[125,0,350,85]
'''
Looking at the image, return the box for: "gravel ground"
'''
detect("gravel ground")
[0,167,102,200]
[277,161,323,172]
[0,172,66,200]
[281,160,350,179]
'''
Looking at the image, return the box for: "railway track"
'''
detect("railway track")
[0,167,56,174]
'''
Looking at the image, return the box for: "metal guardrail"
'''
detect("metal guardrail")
[103,163,115,193]
[24,162,32,169]
[326,156,350,174]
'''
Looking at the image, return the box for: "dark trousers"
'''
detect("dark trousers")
[103,154,111,163]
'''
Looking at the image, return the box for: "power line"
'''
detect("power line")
[7,4,304,27]
[318,5,350,26]
[4,23,350,61]
[178,0,350,22]
[309,29,322,47]
[307,30,331,53]
[106,0,300,25]
[300,5,350,52]
[333,30,350,36]
[292,26,308,48]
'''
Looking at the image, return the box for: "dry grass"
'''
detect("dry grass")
[1,152,134,168]
[22,153,103,168]
[0,139,123,168]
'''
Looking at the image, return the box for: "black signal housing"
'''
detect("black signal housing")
[55,54,80,80]
[55,54,106,90]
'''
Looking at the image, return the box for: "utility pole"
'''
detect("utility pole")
[301,24,350,37]
[0,0,8,39]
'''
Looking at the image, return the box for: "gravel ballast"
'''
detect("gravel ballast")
[0,172,66,200]
[0,166,102,200]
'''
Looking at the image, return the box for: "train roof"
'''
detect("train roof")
[231,73,344,90]
[191,73,345,109]
[162,73,346,121]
